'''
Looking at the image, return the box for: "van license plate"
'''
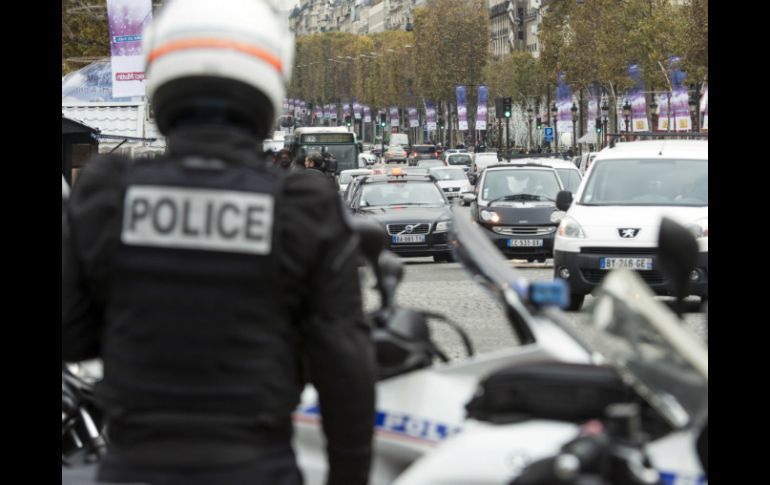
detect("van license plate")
[600,258,653,270]
[507,239,544,247]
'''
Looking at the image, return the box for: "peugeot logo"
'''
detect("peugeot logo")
[404,225,415,233]
[619,228,641,238]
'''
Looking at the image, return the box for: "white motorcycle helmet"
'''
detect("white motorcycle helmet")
[143,0,294,138]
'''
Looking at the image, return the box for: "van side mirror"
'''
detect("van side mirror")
[462,192,476,203]
[556,191,573,211]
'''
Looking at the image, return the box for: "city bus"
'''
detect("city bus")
[286,127,360,173]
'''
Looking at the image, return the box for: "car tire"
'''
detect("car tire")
[566,293,585,312]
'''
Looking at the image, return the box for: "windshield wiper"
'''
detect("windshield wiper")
[487,194,554,205]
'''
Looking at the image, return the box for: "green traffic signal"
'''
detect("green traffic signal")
[504,111,511,118]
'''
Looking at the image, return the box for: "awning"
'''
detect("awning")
[577,132,598,144]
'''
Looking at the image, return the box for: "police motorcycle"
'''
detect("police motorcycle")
[295,213,707,485]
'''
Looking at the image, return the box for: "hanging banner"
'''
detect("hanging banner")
[107,0,152,98]
[657,92,671,131]
[315,105,323,120]
[425,101,437,131]
[669,57,691,131]
[617,94,628,132]
[353,101,362,120]
[364,106,371,123]
[390,107,399,128]
[324,104,330,119]
[627,64,649,132]
[409,107,419,128]
[283,98,289,113]
[343,104,351,122]
[456,86,468,131]
[556,73,573,136]
[330,103,338,120]
[700,85,708,130]
[587,86,598,133]
[476,85,488,131]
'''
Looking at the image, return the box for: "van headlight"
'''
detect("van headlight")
[480,210,500,223]
[435,220,451,233]
[557,216,586,238]
[687,217,708,238]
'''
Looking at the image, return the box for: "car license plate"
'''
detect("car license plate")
[392,234,426,244]
[600,258,653,270]
[506,239,544,247]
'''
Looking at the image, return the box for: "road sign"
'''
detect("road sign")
[543,127,554,142]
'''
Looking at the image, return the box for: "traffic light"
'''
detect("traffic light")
[536,117,542,130]
[438,117,445,129]
[345,115,352,127]
[503,97,512,118]
[595,117,602,133]
[380,113,387,127]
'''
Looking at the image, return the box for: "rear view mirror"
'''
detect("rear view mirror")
[556,191,573,211]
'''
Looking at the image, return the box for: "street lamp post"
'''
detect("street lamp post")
[527,107,533,152]
[551,104,558,153]
[571,102,578,156]
[622,100,631,134]
[601,101,609,148]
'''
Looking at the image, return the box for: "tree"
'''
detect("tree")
[62,0,110,75]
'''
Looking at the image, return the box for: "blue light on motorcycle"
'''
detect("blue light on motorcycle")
[529,280,569,309]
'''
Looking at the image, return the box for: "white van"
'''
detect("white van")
[390,133,409,151]
[553,140,708,310]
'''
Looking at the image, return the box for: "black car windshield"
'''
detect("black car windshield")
[580,159,708,206]
[555,168,582,193]
[360,182,446,207]
[481,169,561,202]
[431,168,467,181]
[447,154,472,165]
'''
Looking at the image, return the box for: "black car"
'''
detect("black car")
[464,164,565,262]
[349,172,453,262]
[408,144,437,166]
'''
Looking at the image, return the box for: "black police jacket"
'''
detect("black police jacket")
[62,125,375,484]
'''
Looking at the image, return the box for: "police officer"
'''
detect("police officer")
[62,1,375,484]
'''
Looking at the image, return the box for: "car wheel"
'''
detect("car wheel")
[566,293,585,312]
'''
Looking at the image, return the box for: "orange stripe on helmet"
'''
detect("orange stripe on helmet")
[148,38,283,74]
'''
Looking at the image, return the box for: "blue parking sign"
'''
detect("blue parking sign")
[543,127,554,142]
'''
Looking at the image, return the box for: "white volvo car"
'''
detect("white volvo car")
[553,139,708,311]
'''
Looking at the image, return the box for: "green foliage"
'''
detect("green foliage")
[62,0,110,75]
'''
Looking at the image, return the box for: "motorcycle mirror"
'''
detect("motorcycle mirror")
[351,217,387,264]
[658,217,698,317]
[378,251,404,309]
[556,191,573,212]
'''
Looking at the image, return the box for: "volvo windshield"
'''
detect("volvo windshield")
[359,182,446,207]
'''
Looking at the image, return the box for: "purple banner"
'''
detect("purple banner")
[330,103,337,120]
[343,103,350,117]
[556,73,573,136]
[315,105,323,120]
[700,85,708,130]
[283,98,289,112]
[672,86,691,131]
[353,101,362,120]
[587,96,598,132]
[425,101,437,131]
[107,0,151,98]
[628,64,648,132]
[323,105,330,119]
[390,107,399,128]
[408,108,419,128]
[456,86,468,131]
[476,86,488,131]
[364,106,371,123]
[657,92,671,131]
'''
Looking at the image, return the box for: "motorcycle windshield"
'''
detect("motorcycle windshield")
[586,269,708,429]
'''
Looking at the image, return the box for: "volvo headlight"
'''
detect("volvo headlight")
[480,209,500,224]
[687,217,708,238]
[557,216,586,238]
[435,220,451,233]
